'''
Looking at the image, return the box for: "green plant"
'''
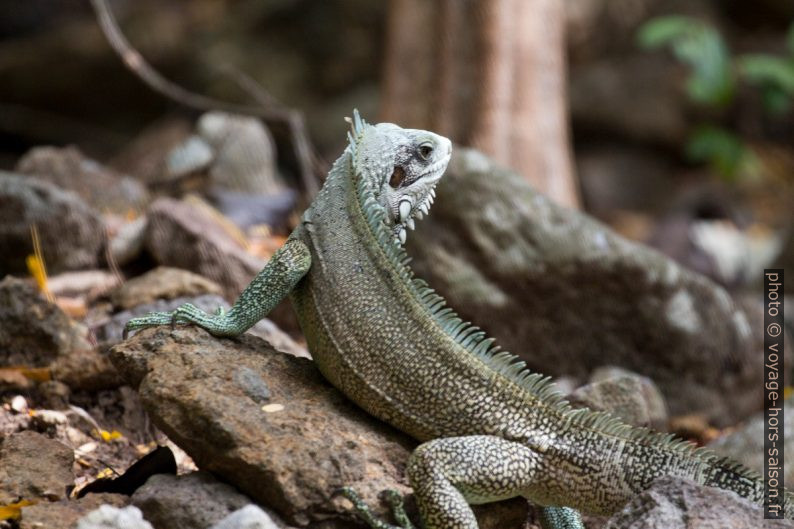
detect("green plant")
[638,17,794,181]
[638,16,734,107]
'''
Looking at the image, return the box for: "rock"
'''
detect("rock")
[51,348,123,391]
[108,216,148,267]
[144,197,265,297]
[110,327,523,527]
[208,189,297,230]
[603,476,793,528]
[20,493,128,529]
[0,171,104,274]
[15,145,149,212]
[406,148,771,425]
[109,118,193,186]
[0,430,74,504]
[131,472,288,529]
[38,380,72,410]
[109,267,224,310]
[210,505,282,529]
[48,270,121,301]
[568,367,668,430]
[709,395,794,488]
[0,276,90,367]
[76,505,154,529]
[169,112,283,196]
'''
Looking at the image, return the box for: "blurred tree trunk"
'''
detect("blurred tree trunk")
[381,0,579,208]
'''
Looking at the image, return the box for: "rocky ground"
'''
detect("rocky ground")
[0,122,791,528]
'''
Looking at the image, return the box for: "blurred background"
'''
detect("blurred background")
[1,2,793,524]
[1,0,792,290]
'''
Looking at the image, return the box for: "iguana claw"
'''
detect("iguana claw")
[338,487,415,529]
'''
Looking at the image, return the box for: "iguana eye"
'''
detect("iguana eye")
[417,142,434,161]
[390,166,406,187]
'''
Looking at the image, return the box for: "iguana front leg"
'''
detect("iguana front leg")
[124,238,311,338]
[346,435,584,529]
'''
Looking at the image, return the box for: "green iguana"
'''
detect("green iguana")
[125,111,791,529]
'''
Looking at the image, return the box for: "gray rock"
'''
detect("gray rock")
[568,367,668,430]
[76,505,154,529]
[109,216,148,267]
[406,148,772,425]
[110,327,525,528]
[15,145,149,212]
[0,430,74,504]
[0,275,90,367]
[0,171,104,274]
[604,476,793,528]
[131,472,284,529]
[144,197,265,297]
[192,111,283,196]
[709,395,794,488]
[210,505,281,529]
[109,267,224,310]
[20,493,128,529]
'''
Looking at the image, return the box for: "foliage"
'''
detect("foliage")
[638,17,794,181]
[685,126,759,182]
[638,16,734,107]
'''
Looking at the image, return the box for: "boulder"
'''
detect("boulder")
[110,327,527,528]
[406,148,770,425]
[0,430,74,504]
[604,476,793,528]
[0,172,104,274]
[144,197,265,297]
[15,145,149,213]
[0,276,90,367]
[131,472,289,529]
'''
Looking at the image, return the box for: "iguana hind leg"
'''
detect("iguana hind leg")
[537,506,584,529]
[348,435,583,529]
[123,238,311,338]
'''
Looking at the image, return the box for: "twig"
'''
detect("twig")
[89,0,321,197]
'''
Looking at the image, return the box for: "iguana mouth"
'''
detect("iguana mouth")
[391,185,436,245]
[389,150,449,245]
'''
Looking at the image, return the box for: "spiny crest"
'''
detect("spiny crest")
[354,140,772,487]
[354,163,570,411]
[344,109,369,156]
[566,407,765,483]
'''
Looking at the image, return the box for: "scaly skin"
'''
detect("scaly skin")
[126,111,792,528]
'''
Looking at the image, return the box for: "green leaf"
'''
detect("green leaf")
[738,54,794,94]
[637,16,734,107]
[686,126,760,182]
[637,16,698,49]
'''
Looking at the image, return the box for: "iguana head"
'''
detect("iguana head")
[347,110,452,245]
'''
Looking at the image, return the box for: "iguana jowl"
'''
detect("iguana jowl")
[126,112,792,529]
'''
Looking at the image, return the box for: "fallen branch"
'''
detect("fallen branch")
[89,0,322,197]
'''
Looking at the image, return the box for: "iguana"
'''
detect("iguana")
[125,111,792,529]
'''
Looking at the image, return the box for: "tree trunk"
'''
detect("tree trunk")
[381,0,579,208]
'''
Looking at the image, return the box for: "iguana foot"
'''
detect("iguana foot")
[339,487,415,529]
[123,303,238,339]
[537,506,585,529]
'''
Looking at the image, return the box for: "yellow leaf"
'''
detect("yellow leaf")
[96,468,114,480]
[0,499,37,521]
[98,429,123,442]
[27,225,54,303]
